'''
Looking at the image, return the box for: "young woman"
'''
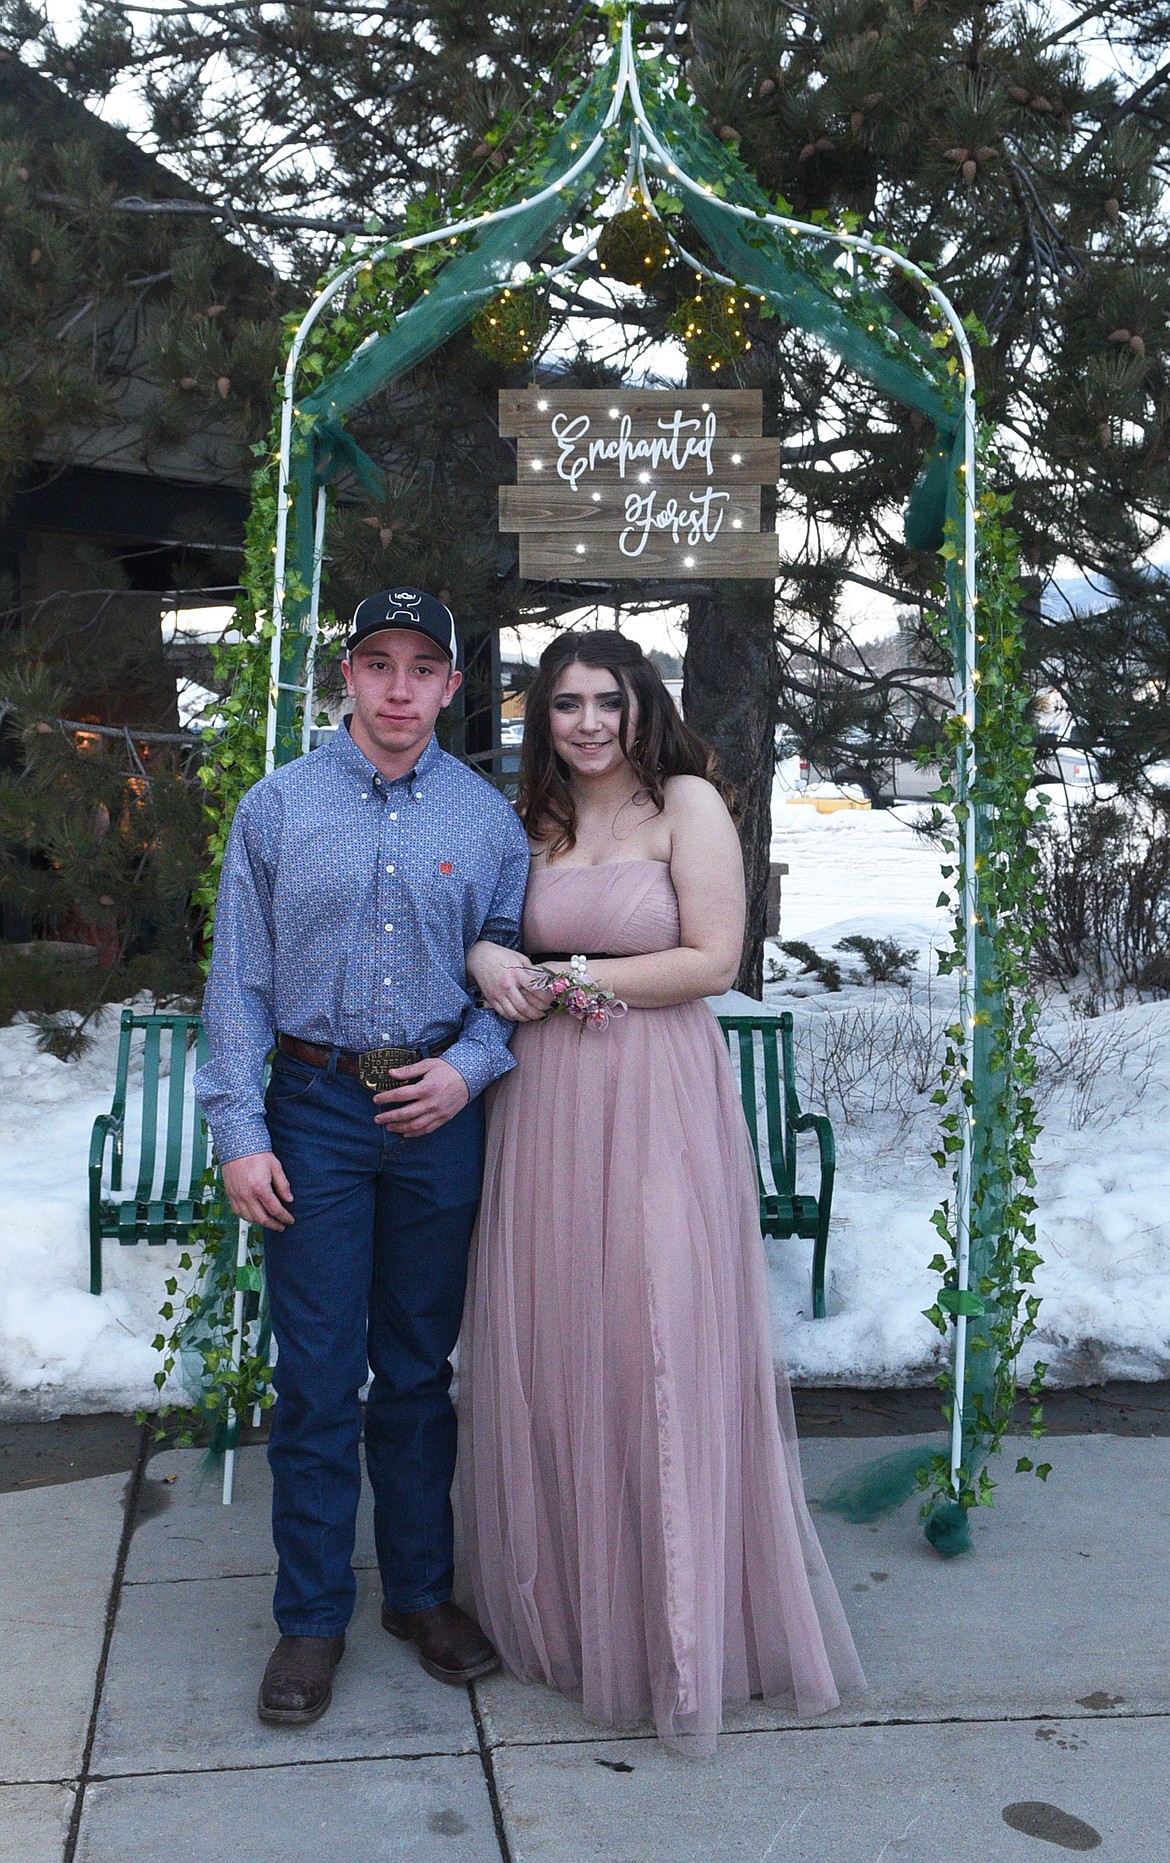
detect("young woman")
[459,631,863,1755]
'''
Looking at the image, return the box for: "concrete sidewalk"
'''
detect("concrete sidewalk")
[1,1433,1166,1862]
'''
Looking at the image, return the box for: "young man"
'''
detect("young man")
[195,586,529,1725]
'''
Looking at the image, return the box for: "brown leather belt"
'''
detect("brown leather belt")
[276,1031,458,1092]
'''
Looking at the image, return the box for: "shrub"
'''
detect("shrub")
[1030,798,1170,1009]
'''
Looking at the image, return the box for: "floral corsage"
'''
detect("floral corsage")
[528,954,628,1030]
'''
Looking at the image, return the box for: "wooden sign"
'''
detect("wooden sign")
[498,389,779,581]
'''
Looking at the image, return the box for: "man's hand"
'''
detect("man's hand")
[221,1151,295,1230]
[373,1057,470,1138]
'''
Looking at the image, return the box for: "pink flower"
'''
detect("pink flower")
[549,975,570,996]
[587,1008,609,1027]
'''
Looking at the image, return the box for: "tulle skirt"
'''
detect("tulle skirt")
[458,998,864,1756]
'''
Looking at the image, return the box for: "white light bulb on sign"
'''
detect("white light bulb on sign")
[684,556,695,567]
[575,543,586,554]
[531,459,543,471]
[701,402,710,411]
[638,471,649,483]
[537,398,548,410]
[732,519,743,529]
[592,492,601,502]
[731,452,742,464]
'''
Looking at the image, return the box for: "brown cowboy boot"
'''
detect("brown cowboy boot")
[258,1633,346,1725]
[381,1601,499,1684]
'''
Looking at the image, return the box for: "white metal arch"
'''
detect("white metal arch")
[266,11,980,1496]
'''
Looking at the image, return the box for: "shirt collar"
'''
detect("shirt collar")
[330,716,444,789]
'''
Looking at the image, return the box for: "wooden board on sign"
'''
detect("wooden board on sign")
[515,436,780,484]
[499,483,762,533]
[518,531,779,581]
[499,387,765,438]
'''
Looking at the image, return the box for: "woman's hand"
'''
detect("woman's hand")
[467,940,548,1021]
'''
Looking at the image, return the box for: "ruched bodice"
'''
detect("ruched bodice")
[522,858,681,959]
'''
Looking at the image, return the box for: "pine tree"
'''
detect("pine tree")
[9,1,1170,988]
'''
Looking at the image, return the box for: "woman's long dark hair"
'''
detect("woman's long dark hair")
[518,630,720,854]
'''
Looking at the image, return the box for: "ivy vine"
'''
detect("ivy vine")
[919,438,1048,1518]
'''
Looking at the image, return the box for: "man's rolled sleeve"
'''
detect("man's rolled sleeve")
[194,793,278,1164]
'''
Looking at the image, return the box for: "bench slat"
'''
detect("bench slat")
[133,1022,162,1204]
[159,1020,191,1204]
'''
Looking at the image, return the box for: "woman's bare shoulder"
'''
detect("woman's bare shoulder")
[662,773,732,823]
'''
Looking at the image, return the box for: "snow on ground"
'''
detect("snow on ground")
[1,784,1168,1414]
[761,783,1170,1389]
[0,1003,189,1417]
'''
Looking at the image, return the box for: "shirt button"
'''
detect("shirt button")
[383,978,392,987]
[389,812,398,821]
[385,863,395,874]
[384,922,393,932]
[360,791,368,800]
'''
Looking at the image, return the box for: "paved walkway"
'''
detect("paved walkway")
[1,1431,1166,1861]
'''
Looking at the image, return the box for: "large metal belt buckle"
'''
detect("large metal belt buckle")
[357,1046,422,1092]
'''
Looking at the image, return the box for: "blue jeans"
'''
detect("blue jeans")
[262,1050,485,1636]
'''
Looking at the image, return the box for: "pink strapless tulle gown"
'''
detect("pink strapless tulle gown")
[459,859,864,1755]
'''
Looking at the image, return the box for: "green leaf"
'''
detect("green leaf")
[936,1288,986,1317]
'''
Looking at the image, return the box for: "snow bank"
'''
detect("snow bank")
[0,1004,187,1417]
[763,805,1170,1387]
[2,803,1168,1413]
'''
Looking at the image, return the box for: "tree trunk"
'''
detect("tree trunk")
[682,577,780,998]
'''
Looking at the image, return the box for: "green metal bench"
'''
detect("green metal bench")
[88,1010,214,1295]
[717,1012,835,1320]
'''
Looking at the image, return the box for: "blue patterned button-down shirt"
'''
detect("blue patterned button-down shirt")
[195,721,530,1163]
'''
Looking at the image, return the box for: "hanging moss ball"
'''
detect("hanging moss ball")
[471,286,549,366]
[596,206,673,287]
[667,283,754,375]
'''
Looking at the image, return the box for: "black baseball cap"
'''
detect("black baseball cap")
[346,586,458,662]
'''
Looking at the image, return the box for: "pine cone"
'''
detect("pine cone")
[850,110,865,135]
[1097,420,1111,447]
[975,146,997,163]
[1129,334,1146,357]
[216,376,231,398]
[1107,328,1132,344]
[179,376,199,391]
[1105,197,1121,223]
[719,125,739,142]
[1007,84,1030,104]
[758,77,776,96]
[1031,95,1054,113]
[944,147,970,164]
[961,160,978,183]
